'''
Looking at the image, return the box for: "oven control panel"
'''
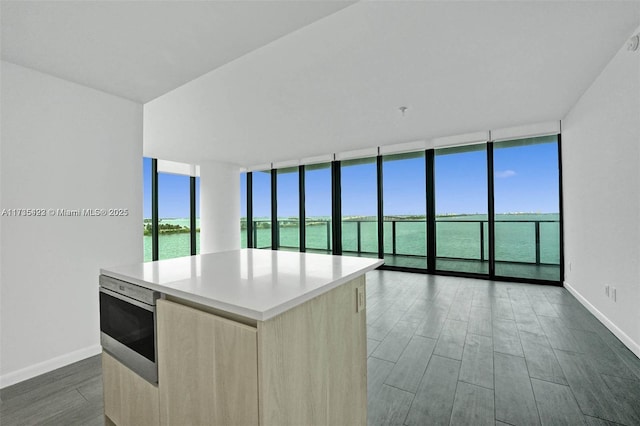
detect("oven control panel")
[99,275,159,306]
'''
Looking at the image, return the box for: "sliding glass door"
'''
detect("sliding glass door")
[143,158,153,262]
[493,136,560,281]
[238,134,562,283]
[434,144,488,274]
[240,172,247,248]
[304,163,332,253]
[157,172,191,260]
[252,170,272,249]
[382,152,427,269]
[276,167,300,251]
[341,158,378,258]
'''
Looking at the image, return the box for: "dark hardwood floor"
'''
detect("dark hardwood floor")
[366,271,640,426]
[0,355,103,426]
[1,270,639,425]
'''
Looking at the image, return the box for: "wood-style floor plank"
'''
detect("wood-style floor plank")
[367,384,414,426]
[583,415,626,426]
[553,349,633,425]
[519,329,568,385]
[492,298,514,321]
[0,355,103,426]
[528,294,560,318]
[600,374,640,424]
[589,322,640,381]
[404,355,460,426]
[368,308,405,341]
[511,301,545,336]
[551,302,600,332]
[459,333,494,389]
[493,318,524,357]
[472,289,492,309]
[538,315,582,353]
[384,335,436,393]
[447,292,473,322]
[367,338,381,357]
[571,329,637,380]
[415,306,448,339]
[468,306,493,337]
[76,376,104,403]
[1,389,89,426]
[433,318,468,361]
[531,378,585,426]
[0,356,101,403]
[367,356,395,401]
[449,381,495,426]
[400,299,432,324]
[371,319,419,362]
[494,352,540,426]
[38,398,104,426]
[5,271,640,426]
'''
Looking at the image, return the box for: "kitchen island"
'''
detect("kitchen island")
[100,249,383,426]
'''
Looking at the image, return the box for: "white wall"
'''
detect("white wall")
[200,161,241,254]
[562,27,640,356]
[0,61,143,387]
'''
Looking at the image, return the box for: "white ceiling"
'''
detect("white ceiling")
[3,1,640,167]
[144,1,640,166]
[0,1,355,103]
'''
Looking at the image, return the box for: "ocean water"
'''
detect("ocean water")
[145,214,560,265]
[144,218,200,262]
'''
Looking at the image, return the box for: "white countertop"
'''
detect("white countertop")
[101,249,383,321]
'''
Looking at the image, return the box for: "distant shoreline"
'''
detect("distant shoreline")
[143,212,559,233]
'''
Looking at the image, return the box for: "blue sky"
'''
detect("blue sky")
[143,158,200,218]
[493,142,559,214]
[145,140,559,219]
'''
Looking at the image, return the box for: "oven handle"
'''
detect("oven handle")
[100,287,156,312]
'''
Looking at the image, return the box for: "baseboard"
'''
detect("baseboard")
[564,281,640,358]
[0,344,102,389]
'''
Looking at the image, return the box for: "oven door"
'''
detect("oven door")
[99,287,157,384]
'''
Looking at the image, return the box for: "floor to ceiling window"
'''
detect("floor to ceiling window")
[252,170,272,249]
[238,132,562,283]
[382,151,427,269]
[434,144,488,274]
[143,159,200,261]
[240,172,247,249]
[341,157,378,258]
[304,163,332,253]
[194,176,200,254]
[143,157,153,262]
[493,135,560,281]
[276,167,300,251]
[158,172,191,260]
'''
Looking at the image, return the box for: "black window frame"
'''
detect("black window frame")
[239,133,564,286]
[148,157,198,261]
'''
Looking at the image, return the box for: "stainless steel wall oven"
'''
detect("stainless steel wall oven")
[99,275,159,384]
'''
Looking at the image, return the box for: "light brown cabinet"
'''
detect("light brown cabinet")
[257,274,367,426]
[103,275,367,426]
[102,352,159,426]
[157,298,259,426]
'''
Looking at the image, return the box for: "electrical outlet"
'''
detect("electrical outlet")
[356,285,365,313]
[612,287,617,302]
[605,285,610,297]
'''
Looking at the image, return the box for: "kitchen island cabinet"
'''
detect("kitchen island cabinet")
[102,352,159,426]
[100,249,382,426]
[157,298,258,425]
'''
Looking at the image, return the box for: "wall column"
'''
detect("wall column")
[200,161,240,254]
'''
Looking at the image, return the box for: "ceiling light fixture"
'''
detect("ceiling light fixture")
[627,34,639,51]
[399,106,408,117]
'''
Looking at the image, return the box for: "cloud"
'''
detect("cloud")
[495,170,516,178]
